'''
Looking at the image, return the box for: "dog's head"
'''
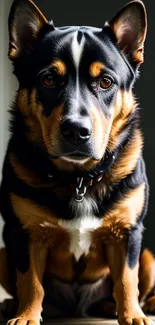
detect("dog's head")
[8,0,147,171]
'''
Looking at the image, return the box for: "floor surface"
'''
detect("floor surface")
[0,286,155,325]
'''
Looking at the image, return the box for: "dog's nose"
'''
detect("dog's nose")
[61,118,92,145]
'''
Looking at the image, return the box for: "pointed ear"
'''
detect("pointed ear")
[8,0,49,60]
[109,1,147,64]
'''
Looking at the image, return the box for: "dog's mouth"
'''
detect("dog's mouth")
[61,151,91,162]
[49,150,98,163]
[66,151,89,159]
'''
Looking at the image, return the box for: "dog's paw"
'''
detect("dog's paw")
[7,318,39,325]
[119,317,154,325]
[143,296,155,314]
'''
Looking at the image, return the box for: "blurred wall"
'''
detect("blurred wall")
[0,0,17,246]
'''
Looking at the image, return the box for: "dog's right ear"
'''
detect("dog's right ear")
[109,1,147,65]
[8,0,51,60]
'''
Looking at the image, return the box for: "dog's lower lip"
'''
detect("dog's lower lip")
[69,156,88,160]
[67,152,89,159]
[49,152,89,160]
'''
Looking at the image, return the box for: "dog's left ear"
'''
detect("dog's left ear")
[109,1,147,64]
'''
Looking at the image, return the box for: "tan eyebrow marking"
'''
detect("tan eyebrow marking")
[89,62,104,78]
[50,60,67,76]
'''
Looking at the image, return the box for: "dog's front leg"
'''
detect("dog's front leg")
[107,238,152,325]
[7,243,47,325]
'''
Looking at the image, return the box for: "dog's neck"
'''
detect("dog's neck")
[47,149,118,203]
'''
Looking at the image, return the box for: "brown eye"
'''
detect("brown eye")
[100,76,113,89]
[42,75,55,87]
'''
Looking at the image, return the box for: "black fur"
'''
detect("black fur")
[127,222,144,269]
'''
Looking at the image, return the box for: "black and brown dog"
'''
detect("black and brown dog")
[1,0,155,324]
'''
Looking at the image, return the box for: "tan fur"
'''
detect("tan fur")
[10,184,144,285]
[13,244,47,325]
[10,193,57,230]
[107,243,145,324]
[46,246,74,282]
[16,89,42,142]
[89,62,104,78]
[95,183,147,324]
[80,245,110,282]
[10,194,79,282]
[30,91,63,154]
[109,90,137,151]
[50,60,66,76]
[1,248,155,317]
[93,184,145,249]
[106,129,143,186]
[96,90,143,191]
[91,102,113,158]
[22,88,64,154]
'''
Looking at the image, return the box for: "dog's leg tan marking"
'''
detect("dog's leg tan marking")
[93,184,152,325]
[107,243,147,325]
[7,243,48,325]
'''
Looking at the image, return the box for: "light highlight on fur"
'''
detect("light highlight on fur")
[59,197,101,260]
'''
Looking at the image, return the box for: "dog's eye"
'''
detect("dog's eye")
[41,75,55,87]
[100,76,113,90]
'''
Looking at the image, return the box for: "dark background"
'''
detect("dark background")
[34,0,155,251]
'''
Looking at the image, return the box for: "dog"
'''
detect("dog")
[0,0,154,324]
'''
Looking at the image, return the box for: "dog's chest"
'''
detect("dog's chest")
[58,197,102,260]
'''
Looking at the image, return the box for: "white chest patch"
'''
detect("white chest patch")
[58,197,102,261]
